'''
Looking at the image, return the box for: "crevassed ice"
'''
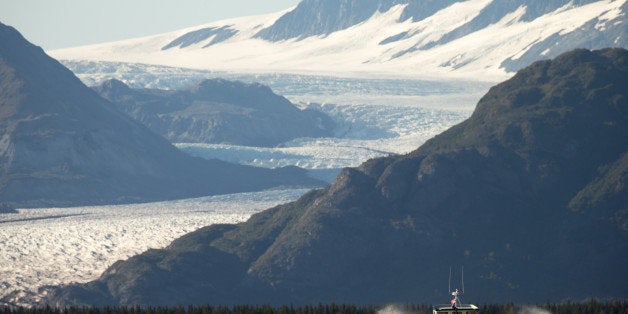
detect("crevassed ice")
[0,189,309,306]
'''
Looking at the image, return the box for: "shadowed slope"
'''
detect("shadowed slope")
[93,78,335,147]
[0,22,323,207]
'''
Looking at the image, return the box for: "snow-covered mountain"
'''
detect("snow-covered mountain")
[50,0,627,81]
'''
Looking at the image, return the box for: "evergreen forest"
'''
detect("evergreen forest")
[3,300,626,314]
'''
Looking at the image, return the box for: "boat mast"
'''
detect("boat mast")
[449,266,464,308]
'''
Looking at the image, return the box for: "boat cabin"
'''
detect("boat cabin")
[432,304,479,314]
[433,267,479,314]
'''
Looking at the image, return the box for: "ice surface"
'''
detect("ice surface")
[176,101,476,173]
[61,60,491,96]
[0,189,309,306]
[174,90,482,185]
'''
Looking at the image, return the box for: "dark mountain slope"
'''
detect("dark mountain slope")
[93,78,335,147]
[0,22,323,207]
[44,48,627,306]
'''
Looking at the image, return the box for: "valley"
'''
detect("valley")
[1,0,626,308]
[0,70,488,306]
[64,60,490,180]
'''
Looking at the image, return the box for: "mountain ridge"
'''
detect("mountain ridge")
[49,0,627,80]
[0,22,323,207]
[92,78,335,147]
[41,48,628,306]
[254,0,603,42]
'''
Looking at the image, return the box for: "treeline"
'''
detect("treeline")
[480,300,627,314]
[4,304,377,314]
[2,300,626,314]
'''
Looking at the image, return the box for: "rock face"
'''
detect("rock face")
[0,22,323,207]
[44,49,627,306]
[92,79,335,147]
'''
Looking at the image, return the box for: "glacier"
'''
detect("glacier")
[63,60,491,182]
[0,189,309,307]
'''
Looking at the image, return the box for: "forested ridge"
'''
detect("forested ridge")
[4,300,626,314]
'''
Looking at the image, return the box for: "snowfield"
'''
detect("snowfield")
[49,0,627,81]
[0,189,309,306]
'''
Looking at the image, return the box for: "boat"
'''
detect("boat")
[432,267,479,314]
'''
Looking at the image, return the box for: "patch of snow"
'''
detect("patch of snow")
[595,2,625,30]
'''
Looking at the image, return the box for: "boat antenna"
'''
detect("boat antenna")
[448,266,452,293]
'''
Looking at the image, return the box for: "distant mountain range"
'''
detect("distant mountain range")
[0,22,323,208]
[49,0,627,80]
[92,78,335,147]
[42,48,628,306]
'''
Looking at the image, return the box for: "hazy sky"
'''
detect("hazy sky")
[0,0,300,50]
